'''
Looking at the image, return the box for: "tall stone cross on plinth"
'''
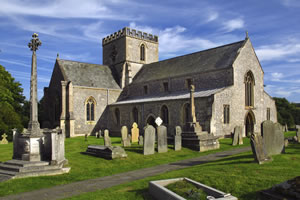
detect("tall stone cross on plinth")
[28,33,42,136]
[188,84,202,133]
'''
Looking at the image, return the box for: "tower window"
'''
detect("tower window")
[86,97,96,121]
[140,44,145,61]
[186,78,192,89]
[245,71,255,107]
[223,105,230,124]
[144,85,148,95]
[163,82,169,92]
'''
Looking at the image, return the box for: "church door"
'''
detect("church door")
[245,111,255,137]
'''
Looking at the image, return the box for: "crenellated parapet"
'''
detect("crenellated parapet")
[102,27,158,45]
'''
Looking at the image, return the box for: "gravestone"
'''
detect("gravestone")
[121,126,131,147]
[284,138,289,147]
[99,130,102,138]
[0,133,8,145]
[174,126,182,151]
[296,125,300,143]
[143,125,155,155]
[232,126,243,146]
[131,122,139,143]
[262,121,285,156]
[250,132,272,164]
[104,129,111,147]
[138,135,143,145]
[285,124,288,132]
[157,125,168,153]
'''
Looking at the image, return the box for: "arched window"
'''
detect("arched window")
[86,97,96,121]
[161,105,169,125]
[140,44,145,61]
[132,107,139,124]
[183,103,190,125]
[245,71,255,107]
[115,108,120,125]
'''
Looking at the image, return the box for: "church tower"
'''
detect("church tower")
[102,27,159,88]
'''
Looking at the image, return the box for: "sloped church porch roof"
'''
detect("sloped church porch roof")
[57,59,120,89]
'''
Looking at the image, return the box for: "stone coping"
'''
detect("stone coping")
[149,177,238,200]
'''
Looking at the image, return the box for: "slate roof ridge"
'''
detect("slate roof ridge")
[143,39,245,66]
[58,59,108,67]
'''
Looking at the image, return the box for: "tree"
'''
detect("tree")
[0,65,25,140]
[274,97,300,128]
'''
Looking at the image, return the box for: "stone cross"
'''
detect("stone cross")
[28,33,42,136]
[190,84,197,123]
[0,133,8,144]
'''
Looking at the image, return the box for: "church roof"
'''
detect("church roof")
[133,40,245,83]
[112,87,225,105]
[57,59,120,89]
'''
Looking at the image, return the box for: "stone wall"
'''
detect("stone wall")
[211,39,277,137]
[72,86,121,136]
[107,96,213,136]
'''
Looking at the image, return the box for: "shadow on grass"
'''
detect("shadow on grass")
[124,146,143,154]
[169,154,254,167]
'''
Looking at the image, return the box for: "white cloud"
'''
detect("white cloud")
[0,0,134,20]
[0,58,52,72]
[281,0,300,7]
[222,18,244,32]
[271,72,283,80]
[207,11,219,22]
[256,42,300,62]
[129,23,220,58]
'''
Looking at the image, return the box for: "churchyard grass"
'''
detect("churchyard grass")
[284,130,296,137]
[65,140,300,200]
[0,136,249,197]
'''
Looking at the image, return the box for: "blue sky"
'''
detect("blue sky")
[0,0,300,102]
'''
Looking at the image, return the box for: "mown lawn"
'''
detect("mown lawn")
[65,140,300,200]
[0,135,250,197]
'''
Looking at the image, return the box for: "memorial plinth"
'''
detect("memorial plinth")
[181,85,220,152]
[0,33,70,180]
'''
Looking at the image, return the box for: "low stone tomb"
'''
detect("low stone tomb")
[0,133,8,144]
[131,122,139,143]
[104,130,112,147]
[121,126,131,147]
[157,121,168,153]
[149,177,238,200]
[232,126,243,146]
[174,126,182,151]
[143,125,155,155]
[260,176,300,200]
[262,121,285,156]
[83,145,127,160]
[250,132,272,164]
[138,135,143,145]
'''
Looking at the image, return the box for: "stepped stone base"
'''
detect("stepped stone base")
[83,145,127,160]
[0,160,70,181]
[182,131,220,152]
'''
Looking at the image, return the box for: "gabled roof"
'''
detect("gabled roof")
[133,40,245,83]
[57,59,120,89]
[112,87,225,105]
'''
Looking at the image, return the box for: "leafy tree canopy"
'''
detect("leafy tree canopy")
[274,97,300,128]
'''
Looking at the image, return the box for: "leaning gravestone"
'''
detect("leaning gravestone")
[143,125,155,155]
[104,129,112,147]
[138,135,143,145]
[250,132,272,164]
[296,125,300,143]
[131,122,139,143]
[262,121,285,156]
[121,126,131,147]
[174,126,182,151]
[0,133,8,145]
[232,126,243,146]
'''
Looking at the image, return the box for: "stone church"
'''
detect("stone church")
[43,27,277,138]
